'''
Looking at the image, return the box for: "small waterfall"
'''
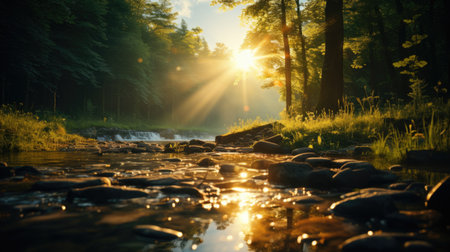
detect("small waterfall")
[96,130,215,142]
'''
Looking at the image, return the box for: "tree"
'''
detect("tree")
[317,0,343,112]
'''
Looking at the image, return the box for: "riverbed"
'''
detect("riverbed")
[0,149,449,251]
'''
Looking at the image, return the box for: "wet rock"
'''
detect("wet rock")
[342,188,422,204]
[389,182,409,190]
[252,175,267,180]
[219,164,240,174]
[236,147,253,153]
[264,134,283,144]
[33,177,111,191]
[215,123,278,146]
[268,162,313,186]
[198,157,217,167]
[162,158,181,162]
[404,240,435,252]
[426,175,450,214]
[146,145,164,153]
[331,192,398,218]
[252,140,285,154]
[290,195,324,204]
[353,146,373,156]
[202,142,216,150]
[160,185,205,199]
[369,170,399,185]
[184,145,208,154]
[13,166,41,176]
[118,177,179,187]
[386,210,442,230]
[251,159,275,170]
[340,232,417,252]
[130,147,147,153]
[189,139,205,146]
[406,150,450,164]
[389,164,403,172]
[305,157,332,167]
[329,159,359,168]
[68,185,149,202]
[291,152,319,162]
[405,182,426,197]
[95,172,118,177]
[340,161,376,172]
[0,164,14,179]
[134,225,182,240]
[291,147,315,155]
[333,168,371,188]
[306,168,334,189]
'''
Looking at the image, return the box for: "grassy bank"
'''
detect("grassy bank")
[228,99,450,163]
[0,106,89,152]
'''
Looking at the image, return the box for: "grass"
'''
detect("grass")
[226,117,276,134]
[0,105,89,152]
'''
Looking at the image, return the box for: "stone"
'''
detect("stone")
[404,240,435,252]
[13,166,41,176]
[329,159,358,168]
[305,157,333,167]
[389,182,409,190]
[162,158,181,162]
[353,146,373,156]
[290,195,324,205]
[340,232,417,252]
[251,159,275,170]
[406,150,450,164]
[202,142,216,150]
[33,177,111,191]
[268,162,313,186]
[330,192,398,218]
[189,139,205,146]
[426,175,450,214]
[68,185,149,202]
[405,182,426,197]
[184,145,208,154]
[95,172,118,177]
[134,225,183,240]
[198,157,217,167]
[291,147,315,155]
[342,188,422,204]
[369,170,399,185]
[219,164,239,174]
[306,168,334,189]
[340,161,376,172]
[389,164,403,172]
[252,140,284,154]
[333,168,371,188]
[118,177,179,187]
[264,134,283,144]
[291,152,319,162]
[0,165,14,179]
[215,123,279,145]
[160,186,205,199]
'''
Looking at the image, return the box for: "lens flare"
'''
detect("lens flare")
[234,49,256,71]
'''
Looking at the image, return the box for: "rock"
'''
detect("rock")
[0,165,14,179]
[252,140,285,154]
[202,142,216,150]
[118,177,179,187]
[236,147,253,153]
[162,158,181,162]
[405,182,426,197]
[33,177,111,191]
[426,175,450,214]
[340,161,376,172]
[264,134,283,144]
[184,145,208,154]
[330,192,398,218]
[219,164,240,174]
[389,164,403,172]
[369,170,399,185]
[68,185,149,202]
[189,139,205,146]
[329,159,358,168]
[130,147,147,153]
[389,182,409,190]
[291,152,319,162]
[340,232,417,252]
[160,186,205,199]
[306,168,334,189]
[95,172,118,177]
[215,123,279,145]
[333,168,371,188]
[406,150,450,164]
[291,147,315,155]
[251,159,275,170]
[289,195,324,205]
[13,166,41,176]
[268,162,313,186]
[353,146,373,156]
[404,240,435,252]
[198,157,217,167]
[342,188,422,204]
[305,157,332,167]
[134,225,182,240]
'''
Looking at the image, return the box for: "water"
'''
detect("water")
[0,151,448,251]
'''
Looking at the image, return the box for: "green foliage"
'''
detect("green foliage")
[0,105,87,152]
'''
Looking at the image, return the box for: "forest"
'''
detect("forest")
[0,0,449,128]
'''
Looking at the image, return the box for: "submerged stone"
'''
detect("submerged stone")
[251,159,274,170]
[68,185,149,202]
[160,185,205,199]
[198,157,217,167]
[118,177,179,187]
[134,225,183,240]
[268,162,312,186]
[33,177,111,191]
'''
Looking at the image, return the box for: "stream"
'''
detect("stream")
[0,148,449,251]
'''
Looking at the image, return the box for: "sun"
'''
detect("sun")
[234,49,257,71]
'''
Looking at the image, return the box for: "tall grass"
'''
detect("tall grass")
[226,117,275,134]
[0,105,87,152]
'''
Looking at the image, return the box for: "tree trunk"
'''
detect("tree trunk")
[295,0,309,112]
[281,0,292,115]
[374,5,399,96]
[317,0,343,112]
[53,91,57,115]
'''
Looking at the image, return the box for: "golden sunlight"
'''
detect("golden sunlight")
[234,49,257,71]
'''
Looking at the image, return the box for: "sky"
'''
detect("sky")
[171,0,248,52]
